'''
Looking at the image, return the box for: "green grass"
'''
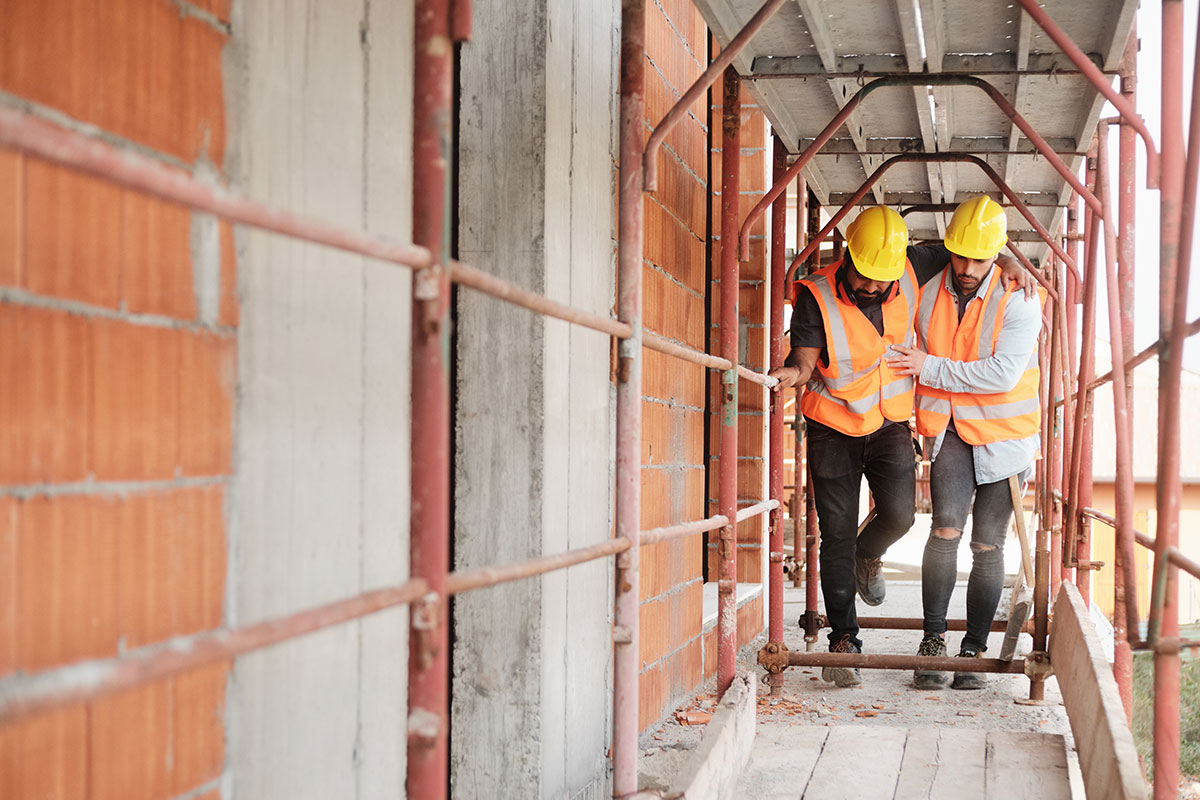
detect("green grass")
[1132,649,1200,781]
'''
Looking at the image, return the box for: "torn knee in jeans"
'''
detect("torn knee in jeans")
[932,527,961,540]
[970,542,1000,553]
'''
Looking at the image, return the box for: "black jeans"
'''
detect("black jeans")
[806,419,917,648]
[922,427,1019,652]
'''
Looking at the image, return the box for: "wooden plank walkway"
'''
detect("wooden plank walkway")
[735,725,1072,799]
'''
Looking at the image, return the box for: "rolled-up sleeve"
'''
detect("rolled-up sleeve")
[918,293,1043,393]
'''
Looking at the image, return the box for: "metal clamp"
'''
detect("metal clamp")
[411,591,441,670]
[757,640,790,674]
[1023,650,1054,680]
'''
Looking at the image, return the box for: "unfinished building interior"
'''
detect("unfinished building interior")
[0,0,1198,798]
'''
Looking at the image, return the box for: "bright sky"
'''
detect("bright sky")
[1095,2,1200,372]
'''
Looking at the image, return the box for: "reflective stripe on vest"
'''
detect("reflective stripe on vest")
[914,266,1042,445]
[799,259,917,436]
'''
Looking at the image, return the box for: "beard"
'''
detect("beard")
[852,288,884,304]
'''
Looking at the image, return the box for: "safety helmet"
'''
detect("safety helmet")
[944,196,1008,260]
[845,206,908,282]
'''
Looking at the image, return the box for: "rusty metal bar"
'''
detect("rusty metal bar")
[0,577,430,725]
[612,1,646,792]
[857,617,1029,633]
[1096,121,1141,656]
[1015,0,1159,187]
[1078,505,1155,551]
[739,73,1105,259]
[644,332,731,369]
[408,1,453,793]
[1114,26,1138,720]
[642,0,788,192]
[717,67,742,697]
[788,651,1027,674]
[0,104,431,270]
[738,364,780,388]
[736,499,779,523]
[1151,4,1187,794]
[641,516,730,547]
[1167,547,1200,582]
[766,136,787,694]
[446,539,632,596]
[0,107,643,345]
[782,153,1071,294]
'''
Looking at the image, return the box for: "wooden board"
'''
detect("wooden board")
[1049,581,1149,800]
[894,728,988,800]
[734,726,828,800]
[802,726,907,799]
[984,731,1072,800]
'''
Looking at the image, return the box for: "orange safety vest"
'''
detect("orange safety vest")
[799,259,918,436]
[914,266,1041,445]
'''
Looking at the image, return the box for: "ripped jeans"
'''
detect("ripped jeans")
[922,427,1024,653]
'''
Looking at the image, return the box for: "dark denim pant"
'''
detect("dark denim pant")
[807,419,917,648]
[922,427,1019,652]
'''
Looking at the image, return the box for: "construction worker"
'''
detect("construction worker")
[770,205,1034,688]
[886,196,1043,690]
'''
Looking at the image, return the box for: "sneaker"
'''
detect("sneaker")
[951,644,986,690]
[855,554,886,606]
[913,633,951,689]
[821,635,863,687]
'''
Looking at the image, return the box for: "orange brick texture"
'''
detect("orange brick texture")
[0,2,234,798]
[637,0,714,732]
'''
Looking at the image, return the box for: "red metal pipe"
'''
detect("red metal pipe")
[408,1,453,795]
[642,0,788,191]
[0,577,430,724]
[1167,547,1200,582]
[791,180,808,587]
[857,617,1028,633]
[783,153,1072,294]
[1151,5,1188,794]
[739,74,1104,259]
[1096,123,1140,655]
[736,499,779,523]
[717,67,742,697]
[445,539,632,596]
[641,516,730,546]
[803,466,819,644]
[766,137,787,694]
[788,652,1027,674]
[1015,0,1159,188]
[613,1,646,793]
[738,364,780,388]
[0,105,433,271]
[643,332,731,370]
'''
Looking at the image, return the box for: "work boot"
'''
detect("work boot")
[913,633,951,689]
[821,634,863,688]
[951,644,987,690]
[855,554,885,606]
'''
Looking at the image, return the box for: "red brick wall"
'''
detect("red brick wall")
[637,0,710,731]
[0,2,234,798]
[637,0,769,731]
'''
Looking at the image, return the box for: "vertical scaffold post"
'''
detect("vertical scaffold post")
[767,135,787,698]
[802,192,821,647]
[408,0,454,797]
[1151,3,1187,796]
[791,179,807,589]
[1113,23,1138,723]
[717,67,742,697]
[613,1,646,795]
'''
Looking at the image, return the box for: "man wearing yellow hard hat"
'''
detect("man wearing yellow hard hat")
[886,196,1043,690]
[769,203,1033,688]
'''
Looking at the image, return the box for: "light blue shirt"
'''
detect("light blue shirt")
[918,267,1044,485]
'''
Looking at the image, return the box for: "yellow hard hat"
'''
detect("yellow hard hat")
[945,196,1008,260]
[845,206,908,281]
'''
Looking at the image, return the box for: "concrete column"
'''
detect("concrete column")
[225,1,413,797]
[454,1,618,797]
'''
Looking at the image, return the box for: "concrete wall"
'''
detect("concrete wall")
[226,1,413,798]
[452,1,618,797]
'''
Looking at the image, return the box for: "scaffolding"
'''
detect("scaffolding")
[0,1,1197,799]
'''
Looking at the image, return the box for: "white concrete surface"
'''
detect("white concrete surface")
[226,1,413,797]
[453,1,619,798]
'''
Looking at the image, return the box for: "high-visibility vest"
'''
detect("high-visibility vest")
[799,259,918,436]
[914,266,1041,445]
